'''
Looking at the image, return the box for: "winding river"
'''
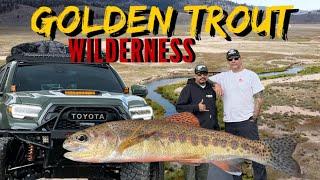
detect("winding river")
[146,66,304,116]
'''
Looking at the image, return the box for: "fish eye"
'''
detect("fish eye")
[76,134,88,142]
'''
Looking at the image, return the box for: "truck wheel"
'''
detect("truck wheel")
[0,137,13,180]
[120,162,164,180]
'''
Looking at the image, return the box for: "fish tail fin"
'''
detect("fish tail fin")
[263,136,301,177]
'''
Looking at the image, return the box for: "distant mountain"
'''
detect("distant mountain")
[0,0,318,25]
[85,0,259,12]
[0,0,242,11]
[291,10,320,24]
[0,0,246,27]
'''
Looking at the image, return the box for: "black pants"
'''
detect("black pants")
[225,119,267,180]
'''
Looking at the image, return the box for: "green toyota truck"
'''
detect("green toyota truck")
[0,41,163,179]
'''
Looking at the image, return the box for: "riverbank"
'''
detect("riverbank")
[262,73,320,86]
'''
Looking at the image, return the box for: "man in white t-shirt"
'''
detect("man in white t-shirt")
[209,49,267,180]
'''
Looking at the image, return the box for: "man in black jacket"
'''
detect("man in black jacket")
[176,64,219,180]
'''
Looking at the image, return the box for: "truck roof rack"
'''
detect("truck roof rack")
[7,55,110,68]
[6,54,70,63]
[6,41,109,66]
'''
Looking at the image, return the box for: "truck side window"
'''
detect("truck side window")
[0,67,9,92]
[0,68,5,91]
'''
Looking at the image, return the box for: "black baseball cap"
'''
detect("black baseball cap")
[226,49,240,59]
[195,64,208,74]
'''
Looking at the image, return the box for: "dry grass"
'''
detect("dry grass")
[197,52,320,73]
[263,80,320,112]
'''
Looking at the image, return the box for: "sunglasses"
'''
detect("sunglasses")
[196,72,208,76]
[227,57,240,61]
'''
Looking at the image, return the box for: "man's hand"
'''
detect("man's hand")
[213,83,223,96]
[198,99,209,112]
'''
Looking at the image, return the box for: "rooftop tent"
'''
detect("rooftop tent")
[6,41,70,63]
[11,41,69,55]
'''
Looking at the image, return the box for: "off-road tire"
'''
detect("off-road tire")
[120,162,164,180]
[0,137,13,180]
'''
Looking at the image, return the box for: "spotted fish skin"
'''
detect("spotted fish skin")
[63,112,301,177]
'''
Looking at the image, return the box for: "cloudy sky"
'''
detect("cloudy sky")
[230,0,319,11]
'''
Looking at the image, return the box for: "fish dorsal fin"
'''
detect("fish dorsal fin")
[162,112,200,127]
[211,159,244,176]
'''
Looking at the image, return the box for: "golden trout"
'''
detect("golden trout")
[63,112,301,177]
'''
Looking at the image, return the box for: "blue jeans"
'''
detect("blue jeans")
[225,119,267,180]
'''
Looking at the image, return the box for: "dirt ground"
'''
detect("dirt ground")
[262,73,320,86]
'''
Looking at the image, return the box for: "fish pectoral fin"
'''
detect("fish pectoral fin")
[116,131,157,154]
[211,159,244,176]
[162,112,200,127]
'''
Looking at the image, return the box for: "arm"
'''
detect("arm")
[175,86,199,113]
[213,83,223,97]
[251,72,264,121]
[208,75,223,96]
[253,90,264,120]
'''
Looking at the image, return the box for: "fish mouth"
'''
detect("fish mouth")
[63,143,87,152]
[63,143,96,163]
[64,151,102,163]
[63,152,89,162]
[64,152,77,161]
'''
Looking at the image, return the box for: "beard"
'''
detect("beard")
[199,78,207,85]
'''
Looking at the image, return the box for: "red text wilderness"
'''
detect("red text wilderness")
[69,38,196,63]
